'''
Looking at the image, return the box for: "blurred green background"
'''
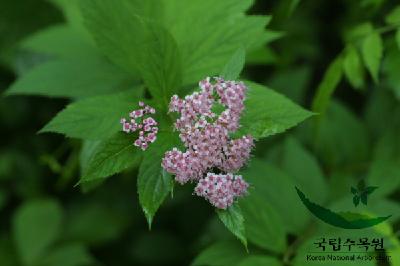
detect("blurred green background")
[1,0,400,266]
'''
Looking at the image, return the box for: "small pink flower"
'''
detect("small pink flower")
[194,173,248,209]
[120,102,158,151]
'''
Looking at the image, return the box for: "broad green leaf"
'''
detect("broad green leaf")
[63,203,129,246]
[216,204,247,248]
[396,29,400,50]
[47,0,90,38]
[385,6,400,25]
[80,140,101,174]
[369,199,400,223]
[395,29,400,52]
[240,159,309,234]
[138,132,180,227]
[344,22,373,43]
[80,132,141,183]
[382,46,400,99]
[268,66,311,104]
[39,244,94,266]
[364,77,400,136]
[79,140,104,192]
[367,160,400,199]
[311,56,343,116]
[238,81,313,139]
[13,199,63,266]
[288,0,301,16]
[361,32,383,83]
[162,0,270,86]
[191,241,247,266]
[0,0,60,66]
[5,58,134,99]
[246,46,278,65]
[240,194,286,253]
[81,0,182,107]
[282,137,328,203]
[40,88,143,140]
[313,101,370,168]
[20,24,97,59]
[343,45,364,89]
[366,130,400,198]
[238,256,282,266]
[221,47,246,80]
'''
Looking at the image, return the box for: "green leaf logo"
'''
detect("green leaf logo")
[351,180,378,207]
[296,187,391,229]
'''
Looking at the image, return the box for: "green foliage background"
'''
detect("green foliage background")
[1,0,400,265]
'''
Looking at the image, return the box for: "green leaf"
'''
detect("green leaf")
[288,0,301,17]
[39,244,94,266]
[267,66,311,104]
[162,0,270,86]
[216,203,247,248]
[313,101,370,168]
[396,29,400,50]
[238,256,282,266]
[367,160,400,198]
[138,132,180,227]
[240,159,309,234]
[366,130,400,198]
[343,45,364,89]
[5,58,134,99]
[40,88,143,140]
[63,203,129,246]
[221,47,246,80]
[311,55,343,116]
[47,0,91,39]
[80,132,142,183]
[12,199,63,266]
[238,81,313,139]
[385,6,400,25]
[20,24,97,59]
[344,22,373,43]
[191,241,247,266]
[351,187,358,195]
[361,32,383,83]
[382,46,400,99]
[81,0,182,107]
[282,137,328,203]
[369,199,400,223]
[240,194,286,253]
[246,46,278,65]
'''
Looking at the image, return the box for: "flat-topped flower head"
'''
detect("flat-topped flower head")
[194,173,249,209]
[162,77,254,209]
[120,102,158,151]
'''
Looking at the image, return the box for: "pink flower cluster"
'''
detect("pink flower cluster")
[120,101,158,150]
[194,173,249,209]
[162,77,254,209]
